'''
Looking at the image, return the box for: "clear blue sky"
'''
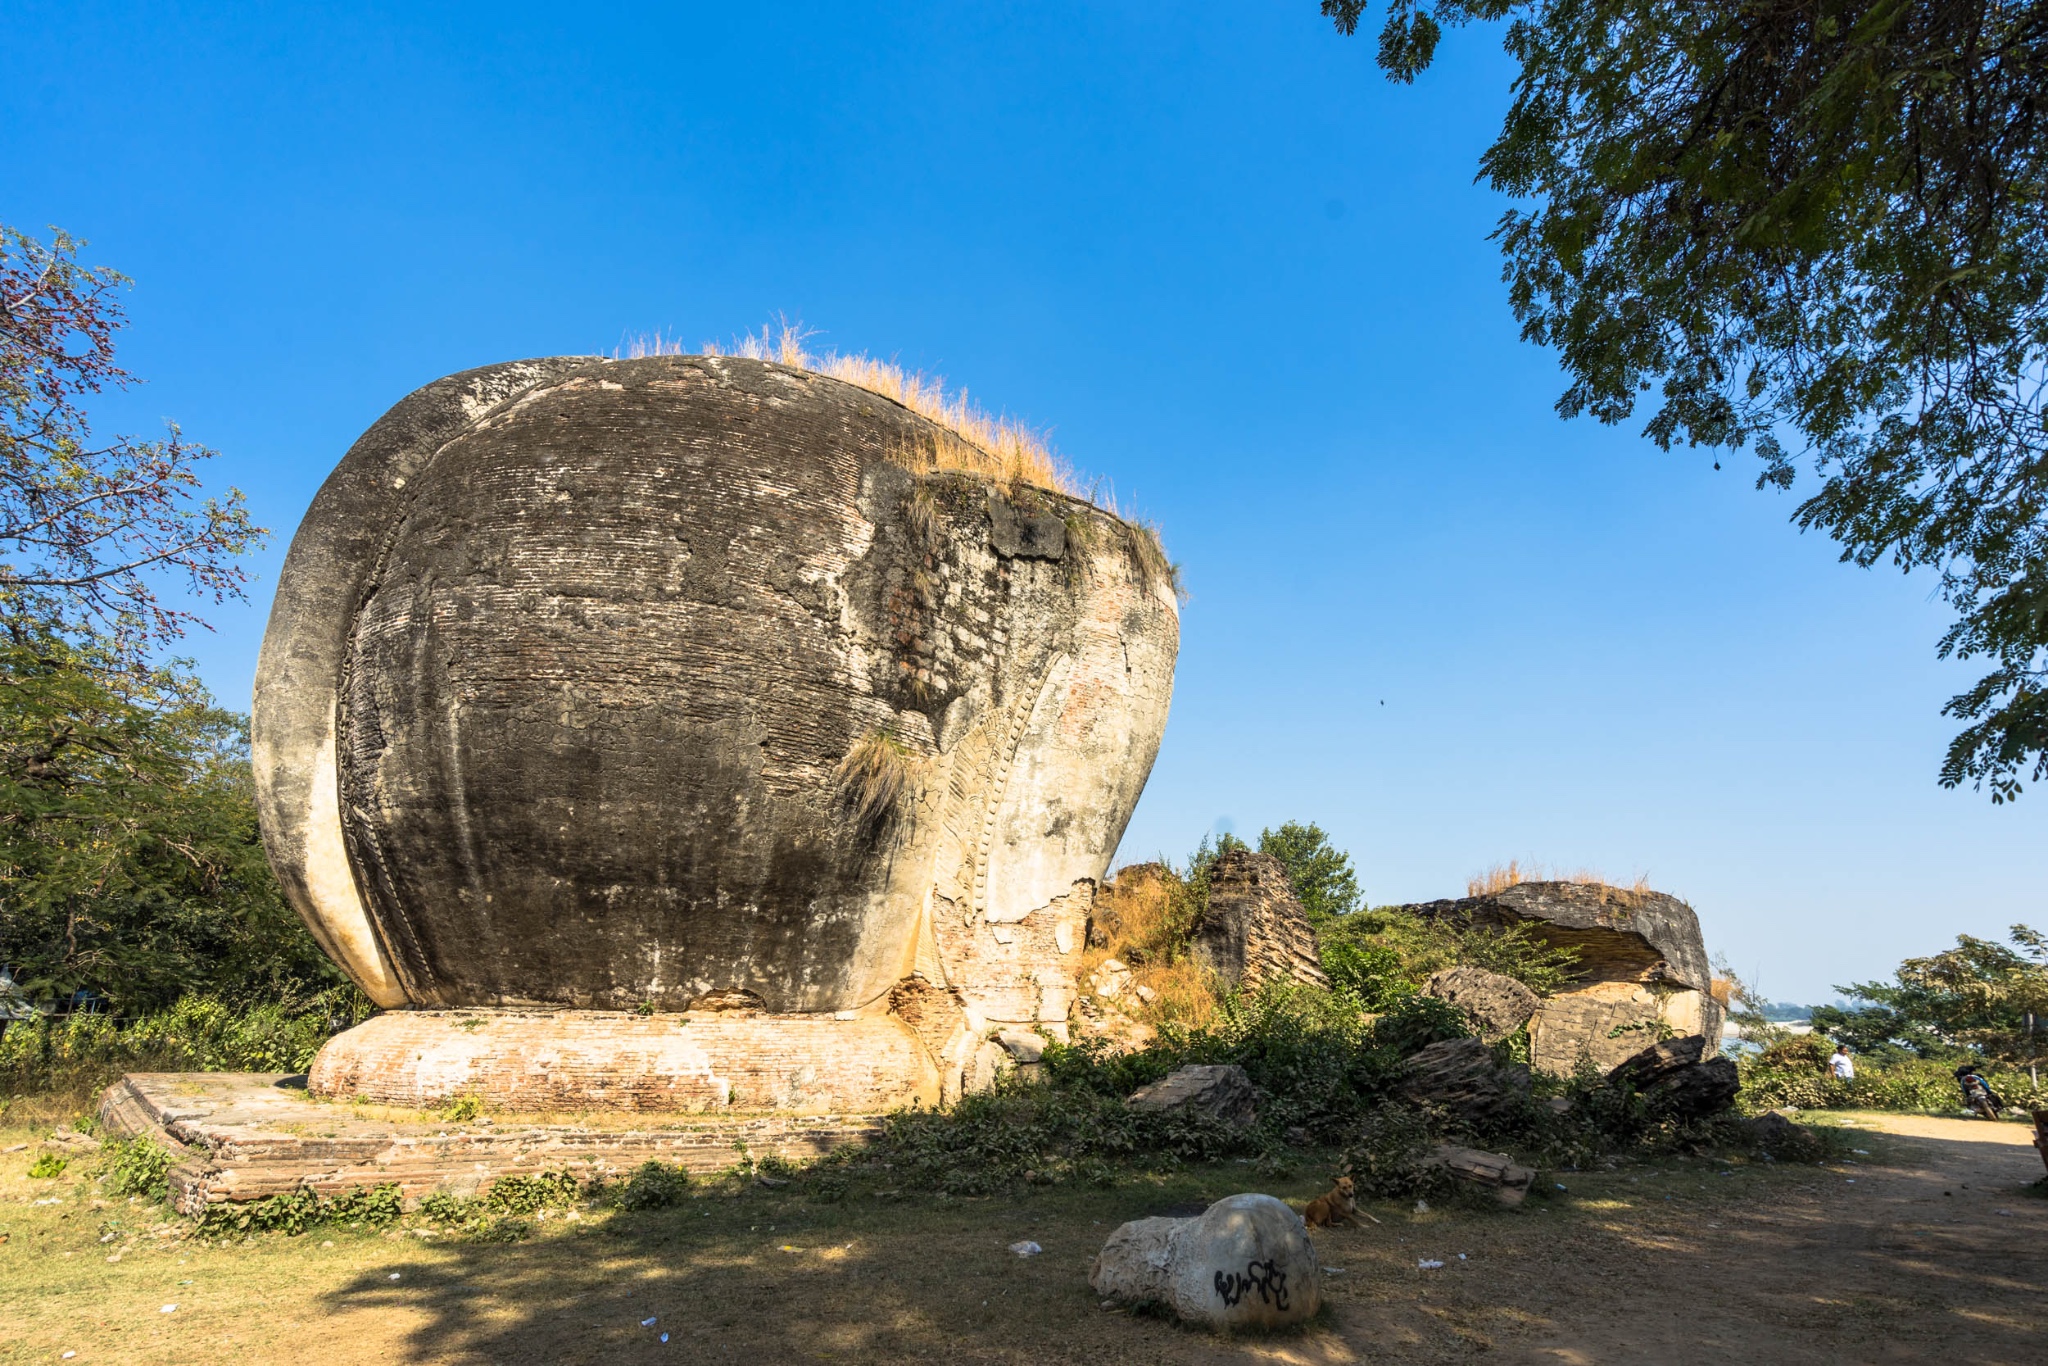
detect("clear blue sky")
[6,2,2040,1004]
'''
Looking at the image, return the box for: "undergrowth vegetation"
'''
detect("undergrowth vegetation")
[803,983,1824,1202]
[1734,1034,2042,1116]
[0,988,369,1116]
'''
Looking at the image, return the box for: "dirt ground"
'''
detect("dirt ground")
[3,1110,2043,1365]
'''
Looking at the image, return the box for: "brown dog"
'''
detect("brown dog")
[1303,1174,1376,1228]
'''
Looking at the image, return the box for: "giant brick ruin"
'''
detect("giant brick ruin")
[250,354,1180,1113]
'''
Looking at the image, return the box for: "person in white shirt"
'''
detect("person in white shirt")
[1829,1044,1855,1080]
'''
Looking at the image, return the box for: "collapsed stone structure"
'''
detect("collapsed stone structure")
[1399,882,1723,1075]
[253,354,1179,1112]
[1190,849,1329,992]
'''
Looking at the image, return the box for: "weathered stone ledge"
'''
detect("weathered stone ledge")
[99,1072,882,1218]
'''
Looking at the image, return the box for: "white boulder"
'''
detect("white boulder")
[1089,1192,1321,1330]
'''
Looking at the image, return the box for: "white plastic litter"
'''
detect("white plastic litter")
[1009,1241,1042,1256]
[1458,1253,1468,1260]
[1413,1199,1429,1213]
[1417,1259,1444,1270]
[1555,1183,1568,1191]
[160,1304,178,1314]
[61,1353,75,1360]
[388,1273,401,1281]
[642,1317,658,1327]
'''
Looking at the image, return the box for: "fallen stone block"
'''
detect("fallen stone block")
[1400,1038,1531,1129]
[1127,1064,1257,1127]
[1423,1142,1536,1205]
[1422,967,1538,1043]
[1606,1035,1740,1119]
[1089,1193,1321,1330]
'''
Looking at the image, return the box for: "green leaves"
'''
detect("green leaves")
[1326,0,2048,797]
[1255,820,1363,924]
[0,639,343,1014]
[1813,923,2048,1066]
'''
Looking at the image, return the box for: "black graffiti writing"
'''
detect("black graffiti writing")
[1213,1259,1290,1310]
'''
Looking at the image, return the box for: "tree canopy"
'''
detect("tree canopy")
[0,638,340,1014]
[1322,0,2048,799]
[0,223,318,1015]
[1812,923,2048,1067]
[1,225,261,669]
[1256,820,1364,924]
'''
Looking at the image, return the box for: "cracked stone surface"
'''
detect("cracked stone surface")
[253,354,1177,1108]
[1398,882,1723,1075]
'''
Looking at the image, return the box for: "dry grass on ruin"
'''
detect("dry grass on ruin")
[1081,865,1221,1032]
[1466,860,1654,898]
[623,321,1073,495]
[834,727,918,829]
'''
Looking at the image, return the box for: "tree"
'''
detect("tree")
[0,638,341,1014]
[0,223,311,1013]
[1321,1,2048,799]
[2,224,261,668]
[1256,820,1364,923]
[1813,924,2048,1078]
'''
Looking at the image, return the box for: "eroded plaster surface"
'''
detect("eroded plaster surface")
[256,356,1178,1106]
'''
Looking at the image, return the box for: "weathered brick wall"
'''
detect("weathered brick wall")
[308,1009,941,1113]
[100,1074,882,1217]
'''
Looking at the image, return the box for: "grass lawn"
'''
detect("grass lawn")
[3,1110,2043,1365]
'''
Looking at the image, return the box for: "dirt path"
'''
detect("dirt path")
[5,1111,2043,1364]
[1303,1112,2048,1366]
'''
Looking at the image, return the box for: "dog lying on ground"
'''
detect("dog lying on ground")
[1302,1174,1377,1227]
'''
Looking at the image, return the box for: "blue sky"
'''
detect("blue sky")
[6,2,2040,1003]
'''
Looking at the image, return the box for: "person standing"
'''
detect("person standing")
[1830,1044,1856,1081]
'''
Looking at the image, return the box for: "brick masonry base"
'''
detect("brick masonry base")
[307,1008,942,1113]
[100,1072,887,1218]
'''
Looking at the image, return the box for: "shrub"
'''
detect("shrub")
[98,1135,175,1199]
[612,1161,692,1210]
[1341,1103,1455,1199]
[27,1151,68,1179]
[325,1184,404,1224]
[1316,908,1583,1000]
[1734,1049,2035,1114]
[197,1181,405,1236]
[485,1170,582,1215]
[437,1094,484,1123]
[0,988,369,1107]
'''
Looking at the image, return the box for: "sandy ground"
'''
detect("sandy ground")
[3,1110,2042,1365]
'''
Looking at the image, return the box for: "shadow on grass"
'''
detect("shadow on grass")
[315,1168,1355,1366]
[300,1124,2047,1365]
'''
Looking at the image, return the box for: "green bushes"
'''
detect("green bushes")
[810,986,1487,1195]
[197,1182,405,1236]
[609,1161,692,1210]
[1341,1103,1454,1199]
[99,1135,176,1199]
[0,989,368,1107]
[1735,1046,2038,1115]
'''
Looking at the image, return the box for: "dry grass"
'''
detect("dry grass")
[618,321,1185,600]
[623,320,1073,495]
[834,727,918,829]
[1465,860,1654,898]
[1081,865,1221,1031]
